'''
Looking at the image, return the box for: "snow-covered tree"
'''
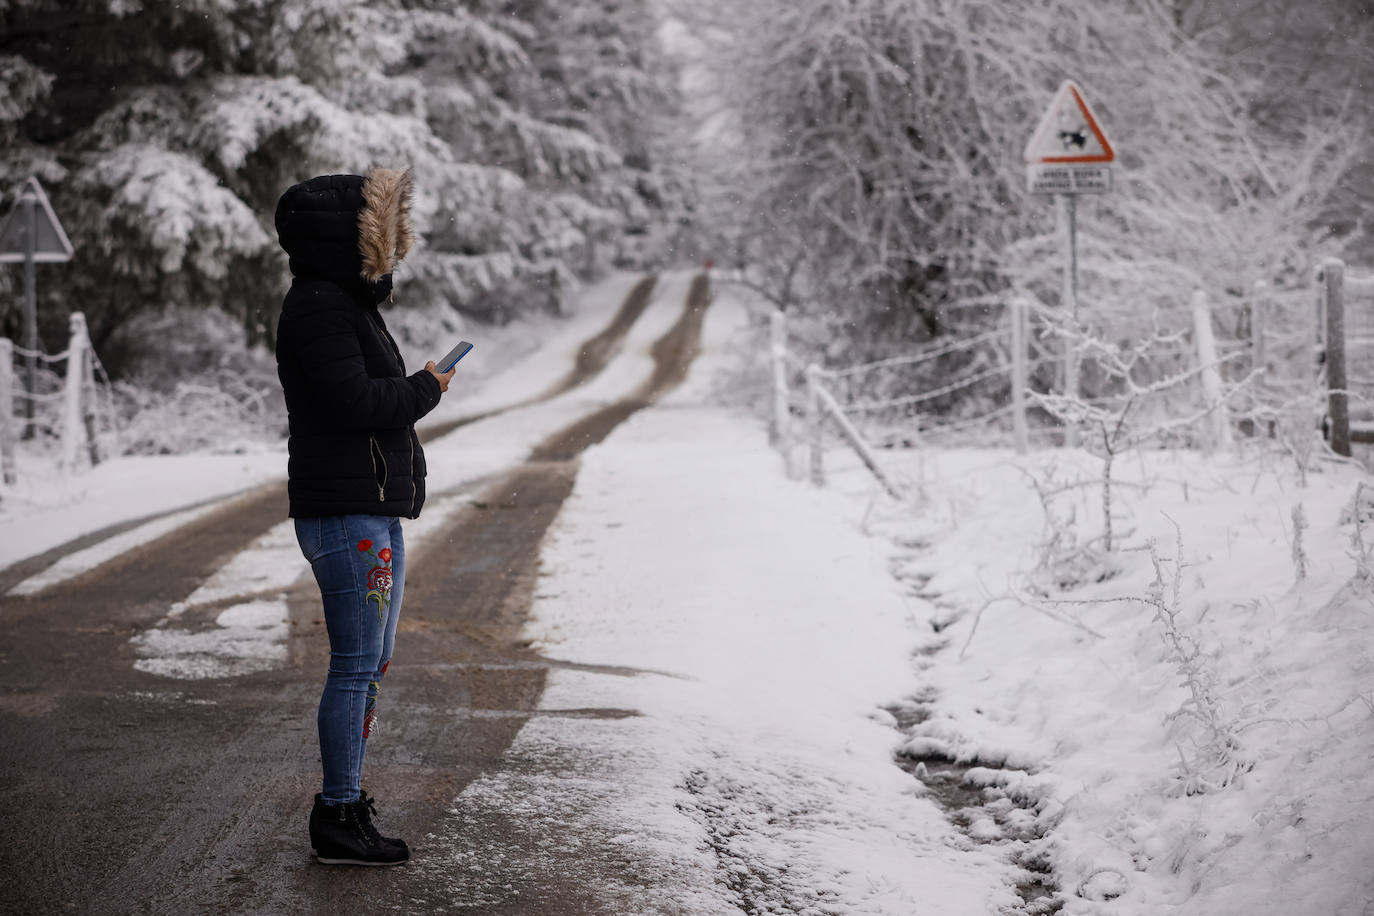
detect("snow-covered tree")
[0,0,686,373]
[681,0,1366,401]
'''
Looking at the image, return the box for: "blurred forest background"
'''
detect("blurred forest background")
[0,0,1370,453]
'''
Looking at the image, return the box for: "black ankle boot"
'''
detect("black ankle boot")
[309,793,410,866]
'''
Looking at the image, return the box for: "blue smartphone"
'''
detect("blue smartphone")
[438,340,474,373]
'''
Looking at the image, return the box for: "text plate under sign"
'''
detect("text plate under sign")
[1027,164,1112,195]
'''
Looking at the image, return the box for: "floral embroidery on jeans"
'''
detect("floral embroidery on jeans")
[357,539,392,624]
[363,660,389,739]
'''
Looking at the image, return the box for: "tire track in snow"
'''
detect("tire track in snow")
[419,273,660,442]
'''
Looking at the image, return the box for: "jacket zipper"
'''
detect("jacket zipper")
[369,436,388,502]
[365,307,404,371]
[408,428,417,516]
[368,301,417,515]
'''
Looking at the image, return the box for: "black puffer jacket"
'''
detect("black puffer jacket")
[274,170,442,519]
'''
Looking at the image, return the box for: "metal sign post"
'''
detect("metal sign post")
[1024,81,1117,448]
[21,194,36,434]
[0,177,76,438]
[1062,194,1078,415]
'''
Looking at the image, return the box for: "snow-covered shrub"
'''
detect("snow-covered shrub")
[1270,394,1323,488]
[1343,483,1373,587]
[1022,460,1117,594]
[1139,526,1253,796]
[1032,313,1258,548]
[104,305,285,455]
[3,362,67,457]
[113,374,283,456]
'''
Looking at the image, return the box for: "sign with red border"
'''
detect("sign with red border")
[1024,81,1115,165]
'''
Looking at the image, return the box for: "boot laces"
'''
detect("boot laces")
[355,792,388,846]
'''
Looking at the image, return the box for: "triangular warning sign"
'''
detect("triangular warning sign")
[0,177,75,263]
[1024,81,1116,164]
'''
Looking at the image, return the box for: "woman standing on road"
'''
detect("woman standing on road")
[274,168,455,866]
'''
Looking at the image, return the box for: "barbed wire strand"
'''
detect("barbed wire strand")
[9,343,72,363]
[845,363,1011,412]
[823,329,1009,380]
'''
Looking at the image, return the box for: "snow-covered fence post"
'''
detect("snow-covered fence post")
[1243,279,1270,439]
[1010,298,1030,455]
[20,191,37,440]
[810,381,903,500]
[0,338,15,485]
[769,309,795,477]
[59,312,88,471]
[769,310,785,445]
[806,363,825,486]
[1191,289,1231,451]
[80,333,102,466]
[1291,503,1309,583]
[1320,258,1350,457]
[1251,279,1268,389]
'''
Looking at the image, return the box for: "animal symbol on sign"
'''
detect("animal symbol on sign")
[1058,128,1089,150]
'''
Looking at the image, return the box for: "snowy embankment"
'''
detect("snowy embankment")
[821,434,1374,912]
[423,289,1016,912]
[0,453,284,572]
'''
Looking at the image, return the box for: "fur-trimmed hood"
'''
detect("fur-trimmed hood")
[275,167,415,295]
[357,167,414,283]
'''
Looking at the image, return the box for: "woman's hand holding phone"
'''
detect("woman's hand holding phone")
[424,361,456,392]
[425,341,472,393]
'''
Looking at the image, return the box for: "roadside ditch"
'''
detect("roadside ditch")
[886,546,1065,916]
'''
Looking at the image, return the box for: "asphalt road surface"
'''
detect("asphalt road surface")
[0,273,711,915]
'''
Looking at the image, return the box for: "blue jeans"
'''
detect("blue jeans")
[294,515,406,805]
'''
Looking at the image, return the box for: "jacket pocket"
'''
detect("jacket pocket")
[368,436,388,501]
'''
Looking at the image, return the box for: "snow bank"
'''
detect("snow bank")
[0,452,283,571]
[845,443,1374,914]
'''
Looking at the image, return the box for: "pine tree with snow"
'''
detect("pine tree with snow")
[0,0,687,373]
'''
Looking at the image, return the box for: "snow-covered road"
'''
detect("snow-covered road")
[5,270,1370,915]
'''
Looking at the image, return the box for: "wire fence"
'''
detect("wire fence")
[1,312,120,484]
[769,300,1037,496]
[765,265,1365,498]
